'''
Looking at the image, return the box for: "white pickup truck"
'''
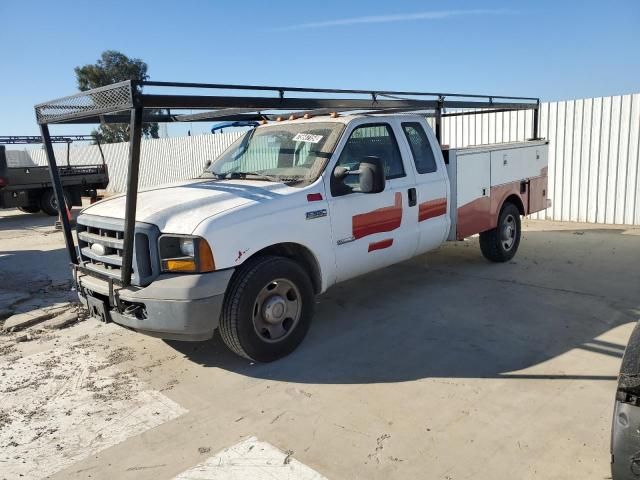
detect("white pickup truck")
[75,114,549,361]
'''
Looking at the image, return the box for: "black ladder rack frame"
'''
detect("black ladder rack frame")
[0,134,106,169]
[34,80,541,286]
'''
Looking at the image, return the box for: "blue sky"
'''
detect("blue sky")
[0,0,638,136]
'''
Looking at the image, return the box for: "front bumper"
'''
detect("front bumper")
[76,268,234,341]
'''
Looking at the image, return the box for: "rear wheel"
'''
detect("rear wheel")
[219,255,314,362]
[479,202,521,262]
[40,189,70,216]
[18,205,40,214]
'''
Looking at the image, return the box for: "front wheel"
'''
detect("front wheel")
[219,256,314,362]
[479,202,521,262]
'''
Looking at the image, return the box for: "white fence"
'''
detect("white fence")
[8,133,243,193]
[435,94,640,225]
[7,92,640,225]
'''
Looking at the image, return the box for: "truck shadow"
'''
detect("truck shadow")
[168,228,640,384]
[0,206,82,230]
[0,246,76,315]
[0,210,58,230]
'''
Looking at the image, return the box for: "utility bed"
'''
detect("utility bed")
[445,140,549,240]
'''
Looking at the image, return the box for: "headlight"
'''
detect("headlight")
[179,238,195,257]
[158,235,215,273]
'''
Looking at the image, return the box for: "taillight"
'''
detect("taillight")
[0,177,7,187]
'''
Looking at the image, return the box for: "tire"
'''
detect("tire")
[479,202,521,262]
[39,189,69,216]
[219,255,315,362]
[611,321,640,478]
[18,205,40,214]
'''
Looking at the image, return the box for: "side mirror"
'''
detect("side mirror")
[333,166,349,179]
[358,156,385,193]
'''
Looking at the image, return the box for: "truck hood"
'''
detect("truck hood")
[81,179,292,234]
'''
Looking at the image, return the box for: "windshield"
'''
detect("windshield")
[206,122,344,186]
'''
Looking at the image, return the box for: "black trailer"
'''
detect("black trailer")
[34,80,540,286]
[0,135,109,215]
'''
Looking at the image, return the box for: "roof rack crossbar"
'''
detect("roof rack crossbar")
[176,108,263,122]
[0,134,98,144]
[139,80,539,102]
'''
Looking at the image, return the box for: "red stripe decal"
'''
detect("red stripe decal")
[352,192,403,239]
[368,238,394,252]
[418,197,447,222]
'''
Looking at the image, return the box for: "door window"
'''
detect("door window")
[402,122,438,174]
[332,124,405,196]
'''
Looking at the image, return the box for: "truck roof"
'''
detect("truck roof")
[253,113,428,128]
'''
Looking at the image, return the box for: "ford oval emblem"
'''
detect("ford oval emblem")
[90,243,106,256]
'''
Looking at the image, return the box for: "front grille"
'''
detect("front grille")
[76,215,160,286]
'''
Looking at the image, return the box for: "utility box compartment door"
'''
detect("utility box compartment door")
[449,151,492,240]
[490,145,545,186]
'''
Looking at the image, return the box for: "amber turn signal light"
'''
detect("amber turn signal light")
[163,259,197,272]
[198,239,215,272]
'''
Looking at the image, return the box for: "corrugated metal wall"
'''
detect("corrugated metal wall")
[9,93,640,225]
[12,133,243,192]
[435,94,640,224]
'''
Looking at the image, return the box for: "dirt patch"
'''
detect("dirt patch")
[367,433,391,464]
[86,369,137,402]
[105,346,136,367]
[0,342,17,357]
[161,379,179,392]
[0,410,12,430]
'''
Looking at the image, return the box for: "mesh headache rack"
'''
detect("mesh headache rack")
[34,80,541,287]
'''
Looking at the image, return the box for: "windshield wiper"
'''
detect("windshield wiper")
[229,171,280,182]
[200,171,227,180]
[205,170,303,184]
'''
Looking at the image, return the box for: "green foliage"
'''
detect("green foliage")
[74,50,159,143]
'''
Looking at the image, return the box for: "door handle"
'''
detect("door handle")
[408,188,417,207]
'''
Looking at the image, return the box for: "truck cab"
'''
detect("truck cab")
[73,113,547,362]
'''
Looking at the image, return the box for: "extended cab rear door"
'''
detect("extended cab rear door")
[396,120,450,254]
[326,119,418,283]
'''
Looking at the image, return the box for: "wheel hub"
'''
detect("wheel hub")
[262,295,287,324]
[501,214,517,250]
[504,225,513,238]
[252,279,302,343]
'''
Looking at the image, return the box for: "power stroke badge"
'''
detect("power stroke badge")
[306,209,327,220]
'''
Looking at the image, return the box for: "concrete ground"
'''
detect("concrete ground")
[1,208,639,479]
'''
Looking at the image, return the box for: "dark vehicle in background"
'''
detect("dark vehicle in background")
[0,136,108,215]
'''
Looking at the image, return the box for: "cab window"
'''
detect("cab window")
[402,122,438,174]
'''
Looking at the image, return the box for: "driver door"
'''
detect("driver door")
[327,121,418,283]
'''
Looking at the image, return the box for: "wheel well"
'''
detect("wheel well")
[503,194,525,216]
[246,243,322,294]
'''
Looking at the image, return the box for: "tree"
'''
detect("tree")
[75,50,159,143]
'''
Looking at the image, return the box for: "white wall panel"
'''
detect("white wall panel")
[628,95,640,225]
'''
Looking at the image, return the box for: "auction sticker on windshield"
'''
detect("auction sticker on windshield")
[293,133,323,143]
